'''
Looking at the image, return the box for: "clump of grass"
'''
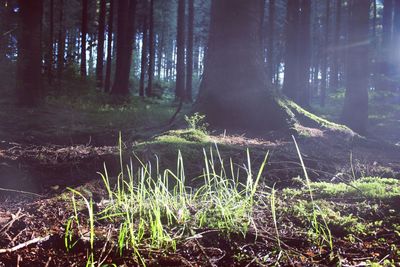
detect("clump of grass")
[293,136,333,250]
[64,136,268,265]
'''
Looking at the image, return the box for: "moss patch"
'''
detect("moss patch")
[284,177,400,200]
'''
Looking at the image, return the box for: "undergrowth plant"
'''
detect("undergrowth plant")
[292,136,333,250]
[64,136,268,266]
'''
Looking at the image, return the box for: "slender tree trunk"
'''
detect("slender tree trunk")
[112,0,137,95]
[104,0,114,93]
[147,0,155,97]
[16,0,43,106]
[139,12,148,97]
[320,1,330,107]
[297,0,311,107]
[267,0,275,84]
[47,0,54,85]
[341,0,370,134]
[57,0,64,82]
[186,0,194,102]
[96,0,106,88]
[331,0,342,91]
[282,0,300,100]
[175,0,186,100]
[157,24,165,80]
[81,0,88,78]
[380,0,393,86]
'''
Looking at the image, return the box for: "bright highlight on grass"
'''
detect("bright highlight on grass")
[64,137,269,266]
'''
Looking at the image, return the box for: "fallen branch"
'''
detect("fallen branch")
[0,187,42,198]
[0,235,51,254]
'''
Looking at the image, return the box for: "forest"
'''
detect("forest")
[0,0,399,266]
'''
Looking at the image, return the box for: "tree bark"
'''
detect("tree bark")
[282,0,300,100]
[330,0,342,91]
[320,1,330,107]
[16,0,43,106]
[297,0,311,108]
[194,0,290,132]
[47,0,54,85]
[267,0,275,84]
[341,0,370,134]
[104,0,114,93]
[57,0,65,82]
[175,0,186,100]
[147,0,155,97]
[81,0,88,78]
[185,0,194,102]
[139,11,148,97]
[96,0,106,88]
[111,0,137,95]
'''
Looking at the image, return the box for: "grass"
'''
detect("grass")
[60,132,400,265]
[64,136,269,266]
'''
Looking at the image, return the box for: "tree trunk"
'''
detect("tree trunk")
[185,0,194,102]
[330,0,342,91]
[157,23,165,80]
[81,0,88,78]
[194,0,290,132]
[320,1,330,107]
[139,12,148,97]
[175,0,186,100]
[112,0,137,95]
[96,0,106,88]
[380,0,393,86]
[147,0,155,97]
[297,0,311,107]
[282,0,300,100]
[16,0,43,106]
[47,0,54,85]
[104,0,114,93]
[341,0,369,134]
[57,0,65,82]
[267,0,275,84]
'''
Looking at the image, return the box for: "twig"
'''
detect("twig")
[0,235,51,254]
[44,257,52,267]
[194,239,217,267]
[0,187,42,197]
[0,208,24,234]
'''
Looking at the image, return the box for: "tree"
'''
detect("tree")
[104,0,114,93]
[16,0,43,106]
[139,6,148,97]
[175,0,186,100]
[282,0,300,101]
[330,0,342,91]
[341,0,370,134]
[147,0,155,97]
[186,0,194,102]
[267,0,275,84]
[96,0,106,88]
[57,0,65,81]
[111,0,137,95]
[320,0,330,107]
[296,0,311,107]
[194,0,290,131]
[81,0,88,78]
[47,0,54,85]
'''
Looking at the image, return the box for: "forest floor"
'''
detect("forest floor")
[0,87,399,266]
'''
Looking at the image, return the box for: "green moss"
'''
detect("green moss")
[289,199,366,236]
[153,129,210,144]
[285,177,400,200]
[282,99,352,133]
